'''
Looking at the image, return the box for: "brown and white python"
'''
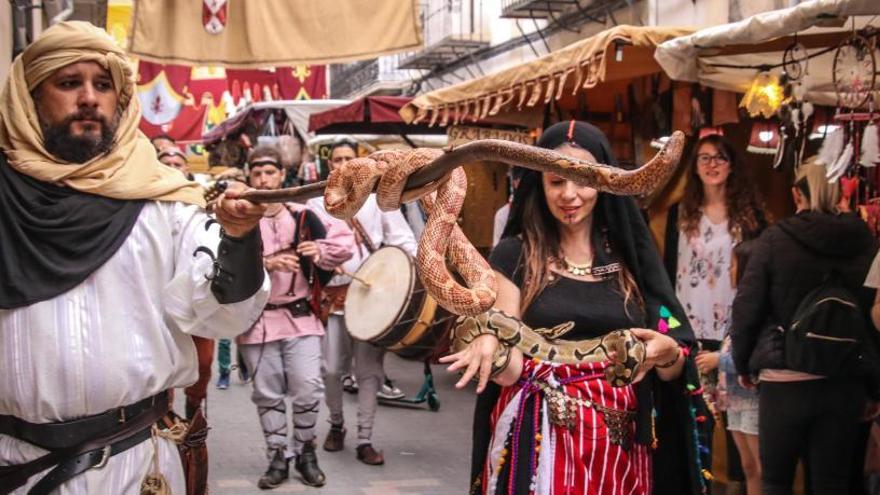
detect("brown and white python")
[322,133,685,384]
[451,309,647,387]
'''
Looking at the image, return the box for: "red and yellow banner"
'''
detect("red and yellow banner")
[108,3,328,144]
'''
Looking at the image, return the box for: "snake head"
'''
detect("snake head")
[324,157,387,219]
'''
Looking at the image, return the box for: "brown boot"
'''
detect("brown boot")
[323,424,346,452]
[356,443,385,465]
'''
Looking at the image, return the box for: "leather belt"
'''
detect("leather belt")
[265,297,311,317]
[0,393,169,495]
[27,426,152,495]
[0,393,166,450]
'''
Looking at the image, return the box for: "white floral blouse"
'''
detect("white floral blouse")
[675,214,737,343]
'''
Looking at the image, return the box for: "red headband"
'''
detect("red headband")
[566,119,576,142]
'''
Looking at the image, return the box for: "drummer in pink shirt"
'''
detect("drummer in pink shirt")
[236,145,355,490]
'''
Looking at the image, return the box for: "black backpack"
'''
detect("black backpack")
[784,271,874,377]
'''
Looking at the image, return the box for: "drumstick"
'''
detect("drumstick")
[336,268,371,288]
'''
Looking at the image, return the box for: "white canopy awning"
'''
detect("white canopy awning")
[654,0,879,106]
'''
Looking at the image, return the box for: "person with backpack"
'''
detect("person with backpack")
[731,160,878,495]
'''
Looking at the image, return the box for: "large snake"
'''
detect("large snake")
[451,309,647,387]
[323,133,686,317]
[320,134,685,385]
[213,135,685,381]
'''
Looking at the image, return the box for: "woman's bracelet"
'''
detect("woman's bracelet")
[655,346,683,369]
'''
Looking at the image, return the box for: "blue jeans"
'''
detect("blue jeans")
[217,339,231,374]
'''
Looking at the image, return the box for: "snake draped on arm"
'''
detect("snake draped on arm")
[323,133,686,386]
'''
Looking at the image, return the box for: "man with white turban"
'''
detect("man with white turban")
[0,21,269,494]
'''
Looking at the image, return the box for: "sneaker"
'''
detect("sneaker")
[377,379,404,400]
[232,363,250,383]
[342,374,358,393]
[216,371,230,390]
[294,441,326,487]
[323,424,346,452]
[356,443,385,465]
[236,350,250,382]
[257,449,289,489]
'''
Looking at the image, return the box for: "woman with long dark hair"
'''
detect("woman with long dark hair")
[664,134,767,494]
[443,121,705,495]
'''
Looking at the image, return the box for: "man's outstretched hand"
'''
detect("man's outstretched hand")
[213,182,266,238]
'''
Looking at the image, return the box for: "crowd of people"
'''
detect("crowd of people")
[3,20,880,495]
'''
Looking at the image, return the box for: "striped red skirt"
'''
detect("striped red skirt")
[480,360,651,495]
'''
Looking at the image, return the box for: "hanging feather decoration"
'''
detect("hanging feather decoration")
[795,102,814,167]
[826,141,854,183]
[816,126,845,166]
[861,123,879,168]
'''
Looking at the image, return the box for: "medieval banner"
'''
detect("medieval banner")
[128,0,423,68]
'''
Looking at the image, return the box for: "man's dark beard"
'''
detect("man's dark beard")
[40,109,118,163]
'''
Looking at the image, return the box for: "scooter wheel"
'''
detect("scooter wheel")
[427,394,440,411]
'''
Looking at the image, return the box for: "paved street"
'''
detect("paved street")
[187,350,476,495]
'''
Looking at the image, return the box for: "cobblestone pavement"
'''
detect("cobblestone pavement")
[188,349,476,495]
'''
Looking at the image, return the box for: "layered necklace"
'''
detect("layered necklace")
[562,257,593,277]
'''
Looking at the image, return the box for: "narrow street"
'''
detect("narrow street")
[197,352,476,494]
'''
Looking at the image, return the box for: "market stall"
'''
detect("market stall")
[654,0,880,238]
[309,96,446,137]
[202,99,349,173]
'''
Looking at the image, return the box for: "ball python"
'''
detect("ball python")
[451,309,647,387]
[323,132,686,317]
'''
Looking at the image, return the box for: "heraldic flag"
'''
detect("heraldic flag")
[128,0,423,68]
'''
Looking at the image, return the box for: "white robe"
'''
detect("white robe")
[0,201,270,494]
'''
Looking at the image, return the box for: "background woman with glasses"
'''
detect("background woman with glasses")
[663,134,767,495]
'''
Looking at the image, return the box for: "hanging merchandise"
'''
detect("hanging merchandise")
[861,123,879,168]
[782,41,808,82]
[740,71,786,119]
[690,85,709,134]
[773,71,814,170]
[832,32,876,110]
[809,108,839,141]
[747,121,780,155]
[827,139,855,183]
[816,125,845,167]
[699,127,724,139]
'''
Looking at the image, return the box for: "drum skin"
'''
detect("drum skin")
[344,246,453,360]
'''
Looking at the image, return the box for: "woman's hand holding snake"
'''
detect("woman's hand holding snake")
[439,333,503,393]
[628,328,683,382]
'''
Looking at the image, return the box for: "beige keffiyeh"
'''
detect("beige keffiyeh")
[0,21,204,206]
